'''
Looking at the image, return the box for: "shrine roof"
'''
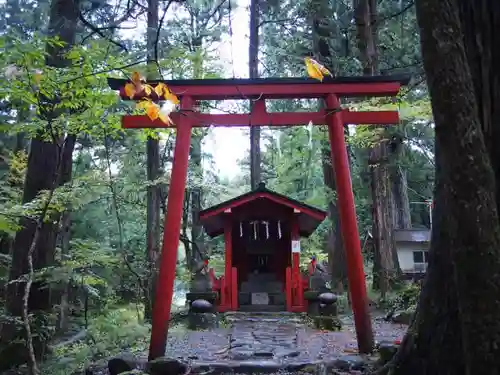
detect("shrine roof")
[107,75,410,100]
[199,183,327,238]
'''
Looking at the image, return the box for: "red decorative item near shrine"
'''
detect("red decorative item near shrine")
[107,75,409,360]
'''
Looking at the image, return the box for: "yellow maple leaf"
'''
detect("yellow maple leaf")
[164,90,180,105]
[304,57,332,82]
[131,71,143,85]
[124,83,136,99]
[143,84,154,96]
[154,82,167,97]
[136,99,151,110]
[146,102,160,121]
[159,102,174,125]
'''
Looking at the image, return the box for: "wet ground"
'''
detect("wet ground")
[164,312,407,374]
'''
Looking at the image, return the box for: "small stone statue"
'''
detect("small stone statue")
[190,256,212,292]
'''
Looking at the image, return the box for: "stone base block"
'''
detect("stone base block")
[188,312,219,330]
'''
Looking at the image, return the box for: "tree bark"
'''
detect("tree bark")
[144,0,161,322]
[309,0,348,291]
[1,0,80,369]
[368,140,398,295]
[321,143,348,291]
[391,165,412,229]
[392,0,500,373]
[189,135,203,270]
[353,0,378,76]
[353,0,401,295]
[249,0,261,189]
[457,0,500,215]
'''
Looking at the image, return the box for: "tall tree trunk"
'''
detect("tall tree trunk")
[391,1,500,373]
[458,0,500,215]
[390,134,412,229]
[321,144,348,290]
[309,0,348,291]
[0,117,27,261]
[368,141,398,295]
[354,0,399,296]
[1,0,80,369]
[189,35,204,272]
[391,165,412,229]
[144,0,161,322]
[249,0,261,189]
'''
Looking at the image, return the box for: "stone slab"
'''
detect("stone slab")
[251,292,269,305]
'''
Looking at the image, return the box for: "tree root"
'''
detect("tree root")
[371,300,421,375]
[372,330,415,375]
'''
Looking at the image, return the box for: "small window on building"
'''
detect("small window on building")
[413,250,428,264]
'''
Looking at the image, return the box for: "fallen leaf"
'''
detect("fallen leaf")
[343,348,358,354]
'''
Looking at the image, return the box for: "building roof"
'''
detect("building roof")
[199,183,327,238]
[394,228,431,243]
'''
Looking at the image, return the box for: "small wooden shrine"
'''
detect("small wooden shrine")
[199,183,327,312]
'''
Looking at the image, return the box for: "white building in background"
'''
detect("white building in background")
[394,228,430,279]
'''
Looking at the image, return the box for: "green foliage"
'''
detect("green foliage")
[43,305,150,375]
[391,282,421,311]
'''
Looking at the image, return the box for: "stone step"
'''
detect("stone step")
[238,304,286,312]
[238,292,286,305]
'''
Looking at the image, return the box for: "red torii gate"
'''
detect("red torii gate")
[107,75,409,360]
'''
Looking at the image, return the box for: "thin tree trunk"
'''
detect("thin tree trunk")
[249,0,261,189]
[144,0,161,322]
[54,134,76,333]
[391,1,500,373]
[189,35,204,272]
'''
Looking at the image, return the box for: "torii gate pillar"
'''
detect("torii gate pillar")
[326,94,373,353]
[148,96,193,360]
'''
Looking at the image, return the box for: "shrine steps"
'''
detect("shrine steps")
[238,292,286,305]
[238,304,286,312]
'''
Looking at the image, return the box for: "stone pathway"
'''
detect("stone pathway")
[164,312,407,374]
